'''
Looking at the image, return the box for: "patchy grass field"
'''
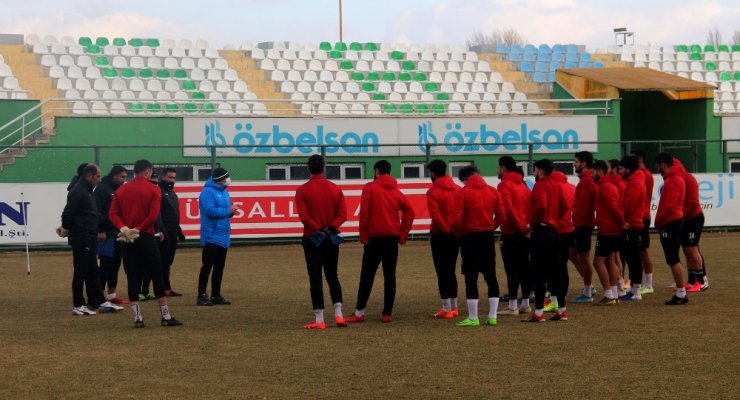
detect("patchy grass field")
[1,232,739,399]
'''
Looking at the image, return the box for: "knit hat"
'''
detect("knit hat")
[212,167,230,181]
[620,155,639,173]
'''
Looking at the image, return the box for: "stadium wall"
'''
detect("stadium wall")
[0,99,41,148]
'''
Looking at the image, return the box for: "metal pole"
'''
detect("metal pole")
[320,145,326,158]
[210,146,217,169]
[527,143,534,174]
[425,144,431,166]
[692,142,698,173]
[722,140,729,173]
[21,192,31,275]
[94,146,100,166]
[339,0,343,43]
[624,142,632,158]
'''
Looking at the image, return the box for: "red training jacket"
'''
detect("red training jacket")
[359,174,415,244]
[109,175,161,234]
[528,175,567,229]
[622,171,646,230]
[452,174,506,237]
[672,158,702,220]
[497,171,530,234]
[426,175,460,234]
[654,166,686,228]
[572,169,597,228]
[295,175,347,237]
[551,171,575,234]
[595,174,625,236]
[637,166,654,220]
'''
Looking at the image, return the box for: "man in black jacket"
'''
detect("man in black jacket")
[158,168,185,296]
[60,164,123,315]
[95,165,129,304]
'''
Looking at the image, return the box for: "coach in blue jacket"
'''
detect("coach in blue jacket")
[197,167,238,306]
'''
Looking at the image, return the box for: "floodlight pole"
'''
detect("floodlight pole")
[339,0,343,43]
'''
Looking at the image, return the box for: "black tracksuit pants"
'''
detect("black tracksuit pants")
[70,234,105,308]
[159,229,178,291]
[430,232,459,300]
[530,225,563,309]
[624,229,643,285]
[198,242,228,297]
[122,233,166,301]
[500,232,530,300]
[355,236,398,316]
[99,239,121,292]
[302,237,343,310]
[460,231,499,300]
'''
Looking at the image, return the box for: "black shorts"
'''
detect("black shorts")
[573,227,594,253]
[681,213,704,247]
[659,220,683,266]
[640,217,651,250]
[559,232,575,248]
[594,235,622,258]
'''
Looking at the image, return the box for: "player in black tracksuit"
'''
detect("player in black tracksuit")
[158,168,185,296]
[95,166,128,304]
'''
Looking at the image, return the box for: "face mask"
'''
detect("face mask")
[164,181,175,190]
[223,177,232,186]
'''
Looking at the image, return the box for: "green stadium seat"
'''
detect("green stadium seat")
[383,103,397,113]
[349,42,362,51]
[183,103,198,113]
[165,103,180,114]
[191,91,206,99]
[401,61,415,71]
[382,71,396,81]
[339,60,353,70]
[78,37,92,46]
[705,62,717,71]
[139,69,154,79]
[146,103,162,113]
[690,44,702,53]
[399,104,413,114]
[95,37,109,46]
[391,51,405,60]
[675,44,688,52]
[366,71,380,81]
[398,72,411,82]
[146,38,160,47]
[372,93,386,101]
[413,72,427,81]
[202,103,216,113]
[689,53,703,61]
[361,82,375,91]
[734,71,740,81]
[703,44,716,52]
[128,102,144,113]
[733,44,740,52]
[416,104,430,114]
[432,103,445,114]
[329,50,343,59]
[364,42,378,51]
[112,37,126,46]
[319,42,332,51]
[156,69,171,79]
[173,69,188,80]
[351,71,365,81]
[424,82,439,92]
[436,93,449,101]
[128,38,144,47]
[103,68,117,78]
[182,80,197,91]
[720,72,731,81]
[86,45,101,55]
[334,42,347,51]
[95,56,109,67]
[121,68,136,79]
[718,44,730,53]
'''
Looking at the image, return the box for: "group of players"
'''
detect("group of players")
[296,150,707,329]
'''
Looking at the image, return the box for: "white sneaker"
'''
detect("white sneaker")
[498,307,520,316]
[72,305,96,316]
[99,301,124,312]
[701,276,709,291]
[518,305,532,315]
[633,291,643,301]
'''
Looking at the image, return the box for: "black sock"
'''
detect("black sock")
[701,255,707,280]
[687,270,696,285]
[695,270,705,285]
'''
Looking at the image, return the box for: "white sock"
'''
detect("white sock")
[451,297,458,309]
[442,298,451,312]
[132,303,142,322]
[488,297,499,319]
[466,299,479,320]
[610,286,618,299]
[159,303,171,320]
[534,309,544,317]
[632,284,641,295]
[106,292,116,301]
[618,278,625,291]
[583,285,592,297]
[645,273,653,288]
[508,299,518,310]
[355,308,365,317]
[558,307,566,314]
[521,298,530,309]
[314,309,324,324]
[676,287,687,298]
[333,302,343,319]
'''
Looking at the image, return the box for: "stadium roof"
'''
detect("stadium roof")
[556,68,715,100]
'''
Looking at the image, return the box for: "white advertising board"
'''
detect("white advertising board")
[722,116,740,153]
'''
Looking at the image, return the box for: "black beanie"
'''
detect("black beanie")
[212,167,230,181]
[620,155,639,173]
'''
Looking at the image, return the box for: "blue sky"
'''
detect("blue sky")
[2,0,739,50]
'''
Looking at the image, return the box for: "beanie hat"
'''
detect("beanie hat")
[212,167,230,181]
[620,156,639,173]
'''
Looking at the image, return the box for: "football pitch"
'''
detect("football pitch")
[2,232,738,399]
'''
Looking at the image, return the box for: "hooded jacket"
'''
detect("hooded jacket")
[595,174,625,236]
[497,171,530,234]
[637,166,655,220]
[158,180,181,233]
[199,178,233,248]
[672,158,702,220]
[61,178,99,239]
[551,171,575,234]
[359,174,415,244]
[528,174,567,229]
[426,175,460,234]
[655,165,686,228]
[95,175,122,236]
[622,171,646,230]
[295,174,347,237]
[573,168,598,229]
[452,174,505,236]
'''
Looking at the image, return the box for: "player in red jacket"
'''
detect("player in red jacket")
[618,156,646,301]
[654,153,689,305]
[548,170,576,313]
[608,159,629,295]
[347,160,415,323]
[524,159,569,322]
[295,155,348,330]
[592,160,624,306]
[672,158,708,292]
[451,165,506,327]
[571,151,598,303]
[631,150,656,294]
[425,159,461,319]
[496,157,532,316]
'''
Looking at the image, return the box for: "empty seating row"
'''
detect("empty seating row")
[496,43,582,54]
[250,48,479,63]
[32,43,221,58]
[259,58,491,74]
[298,101,541,116]
[271,70,509,87]
[642,61,740,73]
[63,88,258,102]
[279,80,517,95]
[70,100,267,115]
[38,54,229,70]
[291,90,525,102]
[521,60,604,72]
[623,51,740,62]
[47,65,240,81]
[55,77,251,94]
[26,35,211,50]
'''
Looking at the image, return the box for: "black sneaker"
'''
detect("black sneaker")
[197,293,213,306]
[134,320,145,328]
[161,316,183,326]
[210,295,231,305]
[665,295,689,305]
[500,293,510,302]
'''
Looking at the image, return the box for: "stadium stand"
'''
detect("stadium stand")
[0,49,29,99]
